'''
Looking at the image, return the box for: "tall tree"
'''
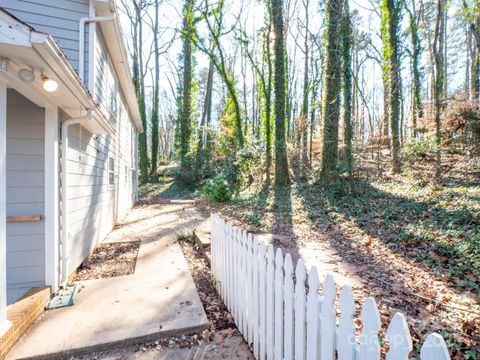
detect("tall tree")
[381,0,402,174]
[320,0,343,182]
[300,0,311,169]
[150,0,160,182]
[272,0,290,185]
[180,0,195,173]
[341,0,354,176]
[406,0,423,139]
[472,41,480,103]
[310,57,320,166]
[462,0,480,77]
[264,28,273,184]
[468,4,480,104]
[122,0,150,183]
[242,20,273,184]
[433,0,446,179]
[194,52,214,179]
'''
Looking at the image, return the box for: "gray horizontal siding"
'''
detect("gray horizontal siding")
[63,100,136,274]
[6,221,44,236]
[65,123,115,272]
[95,30,109,108]
[6,171,44,187]
[7,234,45,252]
[6,90,45,299]
[2,0,89,77]
[55,17,137,275]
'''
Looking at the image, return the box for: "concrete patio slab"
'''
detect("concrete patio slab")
[7,204,210,360]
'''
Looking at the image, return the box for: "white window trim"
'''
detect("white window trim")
[108,156,115,188]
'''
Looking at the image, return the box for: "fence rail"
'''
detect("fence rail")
[210,213,451,360]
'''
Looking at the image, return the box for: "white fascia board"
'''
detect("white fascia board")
[0,10,32,47]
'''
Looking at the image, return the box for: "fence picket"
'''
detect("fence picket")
[258,241,267,360]
[386,313,412,360]
[226,221,231,303]
[238,230,247,338]
[357,297,381,360]
[235,228,241,323]
[337,285,356,360]
[283,254,294,360]
[420,333,451,360]
[235,229,241,328]
[210,214,450,360]
[246,232,251,340]
[252,237,260,357]
[274,249,284,360]
[226,223,232,309]
[237,228,243,325]
[220,220,225,301]
[230,226,236,318]
[294,259,306,360]
[266,245,275,360]
[306,266,320,360]
[246,232,249,339]
[246,233,253,345]
[210,214,215,278]
[217,215,221,283]
[320,273,336,360]
[210,215,216,282]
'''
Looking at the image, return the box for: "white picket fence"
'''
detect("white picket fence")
[210,213,451,360]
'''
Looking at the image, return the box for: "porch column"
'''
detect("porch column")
[44,107,59,292]
[0,80,12,336]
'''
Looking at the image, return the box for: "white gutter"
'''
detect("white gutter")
[60,110,93,284]
[79,15,116,82]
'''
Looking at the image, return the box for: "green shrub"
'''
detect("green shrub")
[403,139,436,159]
[202,174,233,202]
[175,227,195,242]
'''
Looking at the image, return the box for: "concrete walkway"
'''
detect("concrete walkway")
[8,203,210,359]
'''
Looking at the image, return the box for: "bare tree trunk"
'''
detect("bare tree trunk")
[300,0,310,171]
[129,1,149,183]
[433,0,445,180]
[241,39,249,136]
[467,26,471,97]
[150,0,160,182]
[194,52,214,179]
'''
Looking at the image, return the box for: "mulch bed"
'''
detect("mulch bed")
[73,241,141,281]
[177,238,239,337]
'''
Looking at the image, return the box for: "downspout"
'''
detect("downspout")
[60,111,93,284]
[79,14,116,82]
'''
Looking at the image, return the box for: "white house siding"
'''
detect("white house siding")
[1,0,90,77]
[6,89,45,304]
[63,27,135,275]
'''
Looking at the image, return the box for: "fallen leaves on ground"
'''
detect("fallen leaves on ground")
[72,241,140,281]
